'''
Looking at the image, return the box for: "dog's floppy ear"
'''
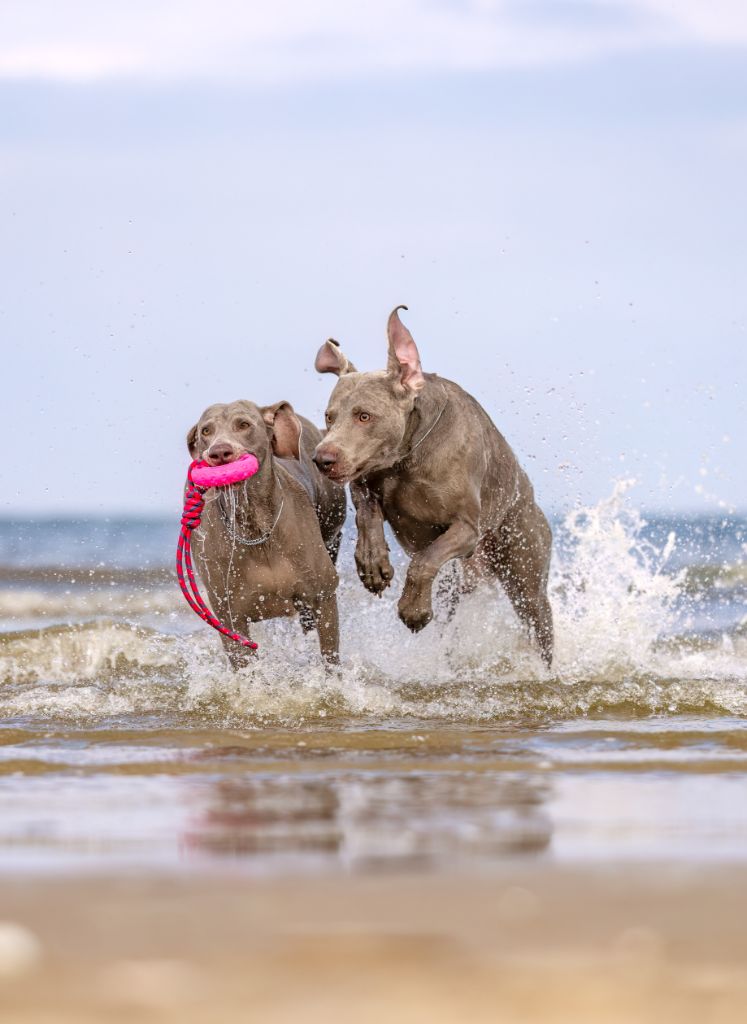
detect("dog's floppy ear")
[186,423,199,458]
[261,401,302,460]
[387,305,424,393]
[315,338,357,376]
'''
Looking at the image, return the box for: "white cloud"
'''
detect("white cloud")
[0,0,746,84]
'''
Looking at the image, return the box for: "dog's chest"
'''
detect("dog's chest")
[194,532,327,618]
[223,556,323,618]
[376,475,449,552]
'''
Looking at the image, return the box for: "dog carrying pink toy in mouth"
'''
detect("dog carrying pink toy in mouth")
[177,452,262,650]
[190,452,260,488]
[179,399,346,669]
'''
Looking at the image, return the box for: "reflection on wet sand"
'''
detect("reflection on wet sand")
[186,772,552,867]
[2,720,747,871]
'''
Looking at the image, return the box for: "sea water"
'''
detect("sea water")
[0,483,745,873]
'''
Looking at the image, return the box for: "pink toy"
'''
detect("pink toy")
[189,453,260,488]
[177,451,262,652]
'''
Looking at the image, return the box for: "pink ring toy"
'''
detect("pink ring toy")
[190,453,260,488]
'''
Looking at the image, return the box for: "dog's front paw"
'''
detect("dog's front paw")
[398,591,434,633]
[355,545,394,595]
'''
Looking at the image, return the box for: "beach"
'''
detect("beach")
[3,0,746,1016]
[3,868,747,1022]
[0,499,746,1020]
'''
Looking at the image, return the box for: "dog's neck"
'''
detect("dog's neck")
[215,457,284,542]
[399,377,447,460]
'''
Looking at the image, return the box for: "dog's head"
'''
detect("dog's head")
[186,399,302,471]
[312,306,425,483]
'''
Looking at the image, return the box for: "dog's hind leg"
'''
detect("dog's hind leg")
[434,560,463,623]
[315,594,340,667]
[297,604,316,634]
[325,531,342,566]
[220,633,257,671]
[489,509,554,669]
[510,582,553,669]
[296,596,340,666]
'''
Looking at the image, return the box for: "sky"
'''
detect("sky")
[1,0,746,516]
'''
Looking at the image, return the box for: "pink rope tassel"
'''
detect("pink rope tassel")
[176,462,258,650]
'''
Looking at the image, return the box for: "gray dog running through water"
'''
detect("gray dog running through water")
[313,306,554,667]
[186,400,346,668]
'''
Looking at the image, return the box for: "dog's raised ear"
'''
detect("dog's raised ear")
[186,423,199,458]
[314,338,357,376]
[260,401,302,460]
[386,305,424,393]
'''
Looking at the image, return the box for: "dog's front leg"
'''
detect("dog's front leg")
[398,519,479,633]
[351,482,394,595]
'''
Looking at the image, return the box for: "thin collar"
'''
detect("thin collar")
[217,480,285,547]
[400,390,448,462]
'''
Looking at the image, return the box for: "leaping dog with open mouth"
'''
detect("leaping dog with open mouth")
[313,306,553,668]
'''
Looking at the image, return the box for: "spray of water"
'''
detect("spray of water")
[551,479,681,677]
[1,482,745,722]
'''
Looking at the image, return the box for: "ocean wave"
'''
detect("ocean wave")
[0,587,183,620]
[0,565,173,586]
[682,562,747,595]
[0,482,745,724]
[0,618,745,724]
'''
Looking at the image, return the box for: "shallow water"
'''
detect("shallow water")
[0,484,745,874]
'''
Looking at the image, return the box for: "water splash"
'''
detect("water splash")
[1,483,745,723]
[551,479,683,678]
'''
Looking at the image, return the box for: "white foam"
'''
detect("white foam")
[1,482,745,723]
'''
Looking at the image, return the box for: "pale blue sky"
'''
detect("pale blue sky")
[1,2,745,515]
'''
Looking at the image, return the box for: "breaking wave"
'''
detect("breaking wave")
[1,482,745,724]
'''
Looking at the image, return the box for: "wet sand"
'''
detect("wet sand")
[1,512,745,1020]
[2,865,747,1022]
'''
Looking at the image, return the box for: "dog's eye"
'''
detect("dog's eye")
[237,421,251,430]
[201,426,212,436]
[358,412,371,423]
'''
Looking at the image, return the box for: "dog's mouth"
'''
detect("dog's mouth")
[323,452,399,484]
[204,448,257,469]
[319,461,359,484]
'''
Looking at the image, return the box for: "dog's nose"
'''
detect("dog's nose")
[206,443,236,466]
[313,450,337,471]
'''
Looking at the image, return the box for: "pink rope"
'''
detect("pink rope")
[176,462,258,650]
